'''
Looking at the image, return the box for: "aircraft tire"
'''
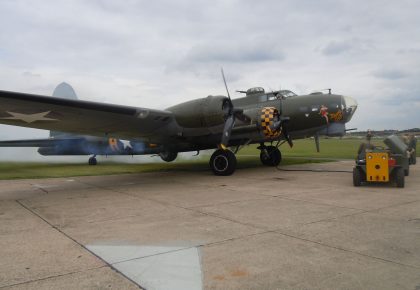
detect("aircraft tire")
[395,167,405,188]
[88,157,97,166]
[353,167,362,186]
[159,151,178,162]
[260,146,282,166]
[210,149,236,176]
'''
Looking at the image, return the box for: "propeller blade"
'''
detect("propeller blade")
[281,120,293,148]
[270,116,293,148]
[221,68,231,100]
[270,119,282,132]
[221,115,235,149]
[283,128,293,148]
[219,68,236,149]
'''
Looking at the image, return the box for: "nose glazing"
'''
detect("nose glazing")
[342,96,358,122]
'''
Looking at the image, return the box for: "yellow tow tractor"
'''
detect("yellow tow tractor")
[353,135,409,188]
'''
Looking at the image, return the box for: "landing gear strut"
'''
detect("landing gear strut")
[88,155,97,166]
[259,145,282,166]
[210,149,237,176]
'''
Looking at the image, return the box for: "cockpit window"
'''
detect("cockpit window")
[278,90,297,98]
[267,94,280,101]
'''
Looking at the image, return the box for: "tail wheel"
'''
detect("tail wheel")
[353,167,362,186]
[395,167,405,188]
[210,149,237,176]
[260,146,282,166]
[159,151,178,162]
[88,157,97,166]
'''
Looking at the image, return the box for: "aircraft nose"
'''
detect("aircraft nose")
[342,95,358,122]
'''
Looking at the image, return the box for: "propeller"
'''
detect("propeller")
[270,115,293,148]
[219,68,247,150]
[219,69,292,149]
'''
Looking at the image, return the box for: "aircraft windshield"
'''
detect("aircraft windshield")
[278,90,297,98]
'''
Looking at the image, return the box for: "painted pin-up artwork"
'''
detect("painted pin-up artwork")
[319,105,329,124]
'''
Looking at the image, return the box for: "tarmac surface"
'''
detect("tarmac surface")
[0,161,419,290]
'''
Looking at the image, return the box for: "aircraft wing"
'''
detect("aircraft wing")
[0,90,176,141]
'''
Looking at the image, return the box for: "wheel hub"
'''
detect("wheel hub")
[214,155,229,172]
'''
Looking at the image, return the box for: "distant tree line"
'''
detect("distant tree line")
[348,129,420,137]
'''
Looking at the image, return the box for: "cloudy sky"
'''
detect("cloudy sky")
[0,0,419,147]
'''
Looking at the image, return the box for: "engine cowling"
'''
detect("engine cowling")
[257,107,281,139]
[167,95,229,128]
[258,107,281,139]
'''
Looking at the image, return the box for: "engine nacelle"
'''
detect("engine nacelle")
[258,107,281,139]
[167,95,229,129]
[256,107,281,139]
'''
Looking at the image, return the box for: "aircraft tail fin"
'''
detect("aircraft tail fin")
[52,82,78,100]
[50,82,79,138]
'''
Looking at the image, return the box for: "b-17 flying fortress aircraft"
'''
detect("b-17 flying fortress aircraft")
[0,73,357,175]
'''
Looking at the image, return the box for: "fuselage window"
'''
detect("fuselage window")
[311,105,319,112]
[259,95,268,102]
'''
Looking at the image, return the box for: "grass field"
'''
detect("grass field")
[238,138,363,159]
[0,138,416,180]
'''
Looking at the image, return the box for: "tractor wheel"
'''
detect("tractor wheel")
[395,168,405,188]
[353,167,362,187]
[210,149,237,176]
[260,146,282,166]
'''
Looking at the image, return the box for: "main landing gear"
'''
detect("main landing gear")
[209,143,283,176]
[210,149,237,176]
[88,155,97,166]
[259,144,282,167]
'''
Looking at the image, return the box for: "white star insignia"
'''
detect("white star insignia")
[120,140,132,149]
[1,111,58,123]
